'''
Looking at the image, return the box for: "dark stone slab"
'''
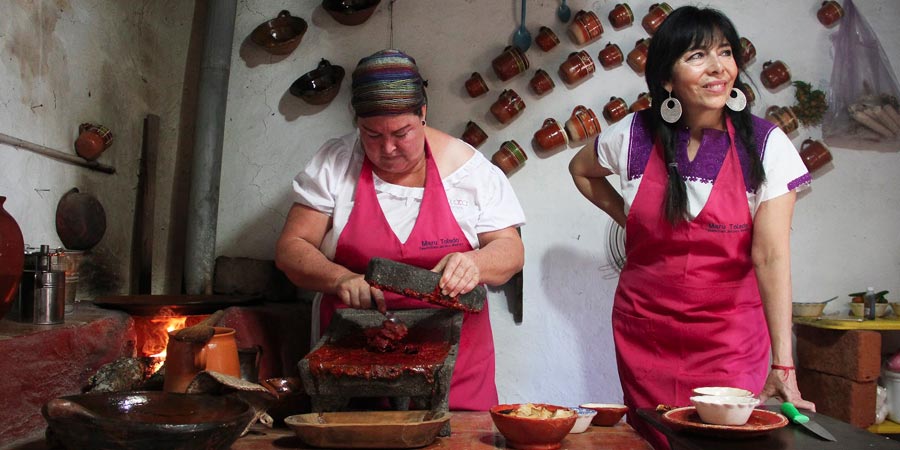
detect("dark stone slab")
[364,257,485,312]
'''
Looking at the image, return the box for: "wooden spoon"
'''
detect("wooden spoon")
[172,310,224,343]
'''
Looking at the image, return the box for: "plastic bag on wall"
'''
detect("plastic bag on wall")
[822,0,900,150]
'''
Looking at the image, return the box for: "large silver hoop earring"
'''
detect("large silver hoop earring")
[726,87,747,112]
[660,91,682,124]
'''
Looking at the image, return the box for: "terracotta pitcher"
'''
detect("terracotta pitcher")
[163,326,241,393]
[0,197,24,321]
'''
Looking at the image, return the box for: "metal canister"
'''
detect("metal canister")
[12,245,65,324]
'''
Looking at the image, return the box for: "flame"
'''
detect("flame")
[134,310,189,373]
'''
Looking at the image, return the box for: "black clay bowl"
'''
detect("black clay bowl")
[322,0,382,26]
[42,391,254,450]
[290,59,346,105]
[250,10,308,55]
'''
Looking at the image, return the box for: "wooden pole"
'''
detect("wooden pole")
[0,132,116,174]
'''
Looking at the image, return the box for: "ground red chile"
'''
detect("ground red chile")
[364,319,408,352]
[307,326,451,383]
[369,282,479,313]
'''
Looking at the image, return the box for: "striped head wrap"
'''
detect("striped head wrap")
[351,49,427,118]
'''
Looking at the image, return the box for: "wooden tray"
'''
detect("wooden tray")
[284,410,450,448]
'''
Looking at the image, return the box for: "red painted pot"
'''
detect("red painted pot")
[629,92,652,113]
[0,197,24,321]
[461,121,488,148]
[608,3,634,29]
[490,89,526,124]
[817,1,844,27]
[558,51,595,85]
[534,118,569,151]
[641,3,672,35]
[765,105,799,134]
[740,37,756,64]
[536,26,560,52]
[627,38,651,74]
[800,139,833,173]
[492,46,530,82]
[760,60,791,90]
[529,69,555,96]
[464,72,489,98]
[568,10,603,45]
[598,43,624,69]
[492,140,527,175]
[565,105,602,142]
[603,97,629,123]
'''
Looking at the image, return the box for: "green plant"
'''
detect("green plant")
[792,81,828,126]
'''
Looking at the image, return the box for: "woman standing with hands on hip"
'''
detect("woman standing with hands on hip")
[569,7,814,448]
[276,49,525,411]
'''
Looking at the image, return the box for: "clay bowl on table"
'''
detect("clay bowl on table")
[490,403,576,449]
[690,395,760,426]
[579,403,628,426]
[692,386,753,397]
[290,59,346,105]
[250,10,308,56]
[322,0,382,26]
[42,391,254,450]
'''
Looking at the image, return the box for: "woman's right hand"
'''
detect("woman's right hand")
[333,273,386,312]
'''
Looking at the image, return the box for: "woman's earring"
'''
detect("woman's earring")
[725,87,747,111]
[422,120,426,126]
[660,91,682,124]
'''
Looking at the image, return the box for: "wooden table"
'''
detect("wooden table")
[232,411,653,449]
[636,405,898,450]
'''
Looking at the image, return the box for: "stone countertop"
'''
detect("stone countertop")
[231,412,652,449]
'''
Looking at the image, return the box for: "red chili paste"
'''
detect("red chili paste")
[369,282,479,313]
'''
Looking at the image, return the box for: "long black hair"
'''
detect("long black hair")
[645,6,765,225]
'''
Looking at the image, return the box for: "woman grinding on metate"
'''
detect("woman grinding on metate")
[568,7,814,449]
[276,49,525,411]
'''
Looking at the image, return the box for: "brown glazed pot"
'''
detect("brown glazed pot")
[608,3,634,29]
[799,139,833,173]
[534,118,569,151]
[565,105,602,142]
[558,51,596,84]
[598,43,625,69]
[739,37,756,64]
[817,1,844,26]
[492,46,530,82]
[464,72,489,98]
[568,10,603,45]
[0,197,24,321]
[603,97,629,123]
[461,121,488,148]
[627,38,651,74]
[529,69,555,95]
[760,60,791,90]
[490,89,526,124]
[629,92,652,113]
[765,106,799,134]
[535,26,560,52]
[641,3,672,35]
[492,140,528,175]
[250,10,308,55]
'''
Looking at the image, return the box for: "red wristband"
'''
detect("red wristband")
[771,364,795,371]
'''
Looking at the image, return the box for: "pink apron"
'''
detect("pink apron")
[320,141,498,411]
[613,119,768,449]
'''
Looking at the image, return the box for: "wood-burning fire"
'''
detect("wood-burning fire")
[133,312,188,373]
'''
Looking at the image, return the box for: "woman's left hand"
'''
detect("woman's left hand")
[758,367,816,411]
[432,252,480,298]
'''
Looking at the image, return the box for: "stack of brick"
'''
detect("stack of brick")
[795,325,881,427]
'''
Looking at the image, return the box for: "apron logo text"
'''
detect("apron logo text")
[706,222,750,233]
[421,237,462,250]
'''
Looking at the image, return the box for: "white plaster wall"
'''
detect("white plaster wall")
[219,0,900,406]
[0,0,194,296]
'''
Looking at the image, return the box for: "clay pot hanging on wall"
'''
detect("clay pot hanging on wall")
[74,123,113,161]
[0,197,25,321]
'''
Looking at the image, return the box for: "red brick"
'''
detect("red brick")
[797,368,876,428]
[795,326,881,382]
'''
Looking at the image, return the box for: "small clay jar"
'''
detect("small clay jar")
[608,3,634,29]
[568,10,603,46]
[163,327,240,393]
[740,37,756,64]
[534,118,569,151]
[558,51,596,85]
[461,121,488,148]
[817,1,844,27]
[529,69,555,96]
[627,38,651,74]
[628,92,651,113]
[641,3,672,35]
[492,140,528,175]
[799,139,833,173]
[74,123,113,161]
[598,43,625,69]
[603,97,629,124]
[565,105,602,142]
[490,89,526,124]
[760,60,791,90]
[765,106,799,134]
[491,46,530,82]
[536,26,560,52]
[464,72,489,98]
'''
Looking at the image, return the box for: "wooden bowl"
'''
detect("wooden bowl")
[42,391,254,450]
[490,404,576,449]
[322,0,381,26]
[250,10,307,55]
[290,59,345,105]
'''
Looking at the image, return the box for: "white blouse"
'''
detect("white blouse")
[595,112,811,219]
[292,131,526,258]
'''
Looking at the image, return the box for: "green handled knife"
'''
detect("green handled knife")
[781,402,836,442]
